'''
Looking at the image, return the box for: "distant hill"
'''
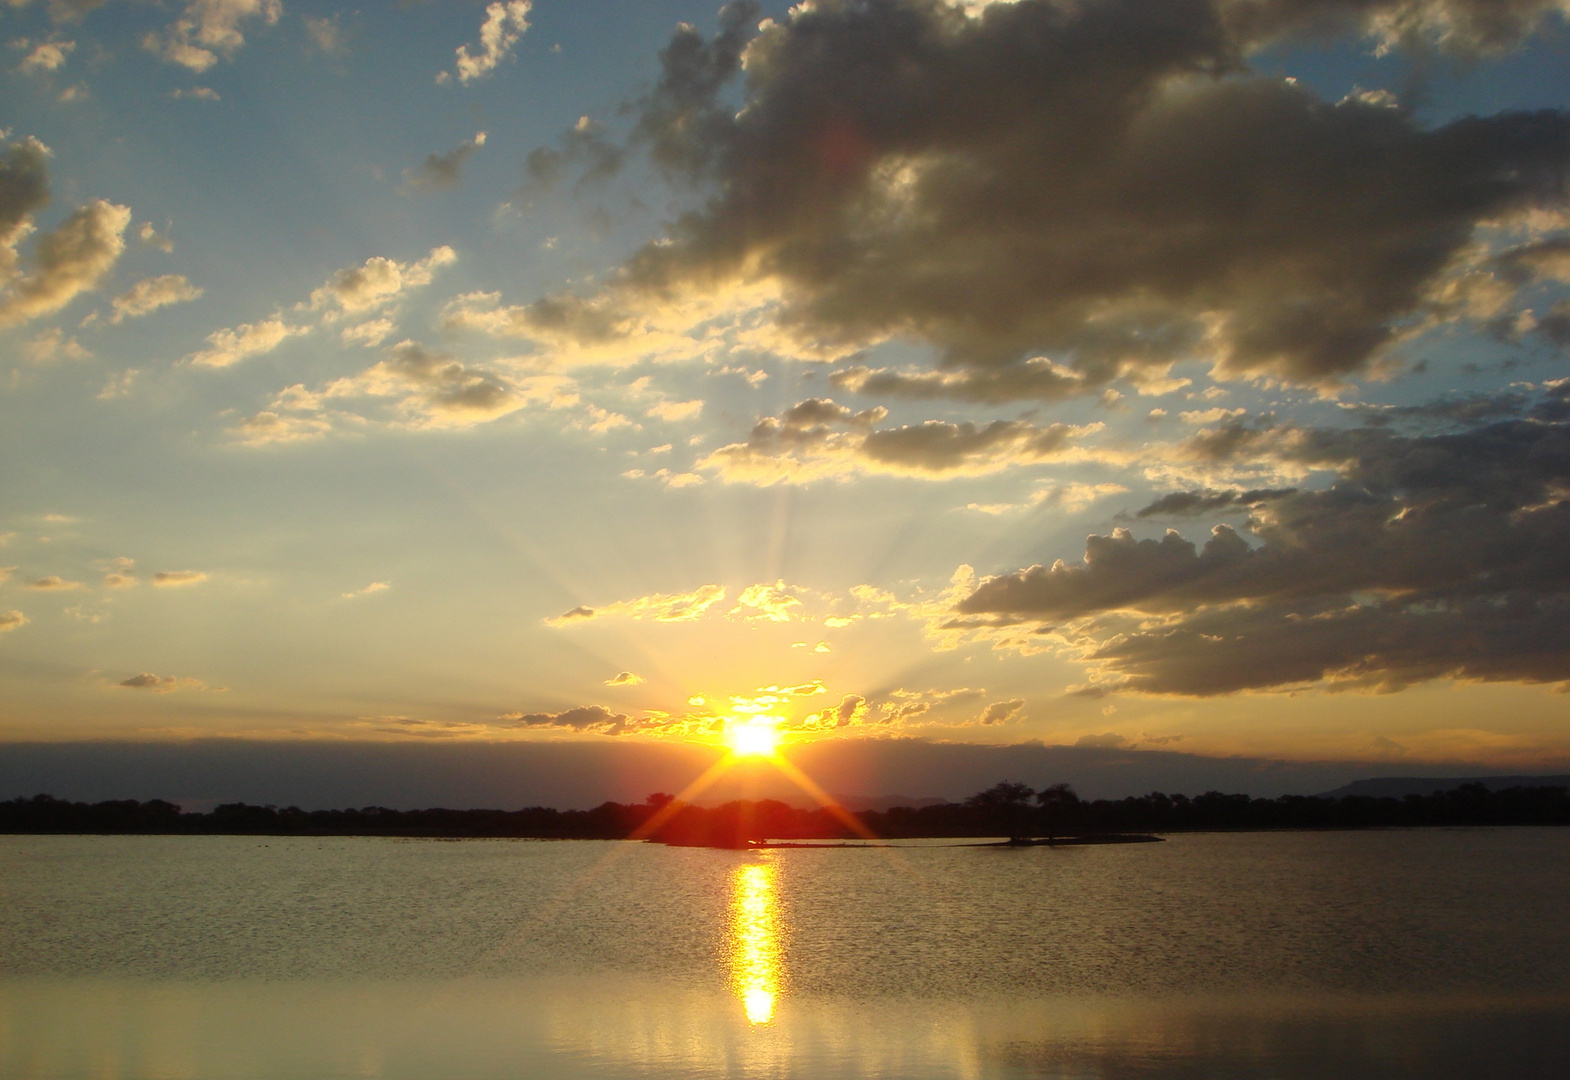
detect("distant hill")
[833,794,950,812]
[1321,776,1570,799]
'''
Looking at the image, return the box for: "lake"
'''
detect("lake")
[3,829,1568,1078]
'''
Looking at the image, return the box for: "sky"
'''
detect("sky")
[2,0,1569,793]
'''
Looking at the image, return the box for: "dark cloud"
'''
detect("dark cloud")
[1539,302,1570,349]
[1132,487,1296,518]
[1351,391,1536,428]
[522,0,1569,394]
[699,397,1098,481]
[830,359,1089,404]
[860,419,1079,471]
[959,391,1570,693]
[339,341,518,419]
[117,672,209,693]
[0,136,51,279]
[521,117,626,197]
[404,132,487,193]
[499,704,634,734]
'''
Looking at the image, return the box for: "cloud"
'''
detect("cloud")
[171,86,220,101]
[34,1,109,24]
[697,398,1104,484]
[823,693,870,727]
[444,0,530,85]
[1132,487,1297,518]
[304,14,345,55]
[514,0,1570,394]
[117,672,210,693]
[729,581,806,622]
[231,409,333,445]
[98,556,136,589]
[1215,0,1570,55]
[26,575,81,590]
[152,570,206,587]
[645,399,704,422]
[829,359,1090,406]
[547,584,727,625]
[976,698,1026,725]
[341,318,394,347]
[308,246,456,316]
[0,610,27,634]
[403,133,487,193]
[137,222,174,252]
[342,581,390,599]
[0,199,130,329]
[317,340,532,428]
[1075,731,1130,748]
[20,327,89,363]
[605,671,645,686]
[0,135,51,285]
[956,388,1570,694]
[795,684,993,730]
[144,0,282,73]
[16,38,74,74]
[110,274,203,323]
[187,318,305,368]
[497,704,634,735]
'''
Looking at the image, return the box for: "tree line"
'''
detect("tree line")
[2,780,1567,845]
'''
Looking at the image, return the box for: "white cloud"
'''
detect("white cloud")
[0,200,131,329]
[144,0,281,73]
[308,246,456,316]
[187,317,304,368]
[645,399,704,423]
[604,671,644,686]
[0,610,26,634]
[340,318,394,347]
[342,581,390,599]
[16,38,74,74]
[21,327,89,363]
[152,569,206,587]
[110,274,203,323]
[444,0,530,85]
[547,584,728,625]
[232,409,333,445]
[26,575,81,590]
[137,222,174,251]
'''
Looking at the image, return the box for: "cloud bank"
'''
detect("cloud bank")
[957,385,1570,695]
[509,0,1569,394]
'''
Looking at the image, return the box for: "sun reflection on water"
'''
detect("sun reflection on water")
[729,860,781,1026]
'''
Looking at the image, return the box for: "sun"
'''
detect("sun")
[726,717,782,758]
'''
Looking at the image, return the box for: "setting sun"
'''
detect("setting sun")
[727,718,782,759]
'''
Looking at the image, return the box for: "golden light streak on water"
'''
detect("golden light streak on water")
[729,860,781,1026]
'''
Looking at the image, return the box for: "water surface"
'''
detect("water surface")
[3,830,1567,1077]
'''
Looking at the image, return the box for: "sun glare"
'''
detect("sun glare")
[730,861,780,1025]
[727,718,782,758]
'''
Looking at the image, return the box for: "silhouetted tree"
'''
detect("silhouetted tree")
[1035,783,1081,839]
[965,781,1035,840]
